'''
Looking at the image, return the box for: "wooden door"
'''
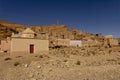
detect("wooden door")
[30,44,34,54]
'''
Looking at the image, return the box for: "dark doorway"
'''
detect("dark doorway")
[30,44,34,54]
[61,35,65,39]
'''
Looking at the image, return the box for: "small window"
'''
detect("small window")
[96,34,98,36]
[4,50,7,53]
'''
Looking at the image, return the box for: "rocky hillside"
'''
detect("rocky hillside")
[0,23,19,40]
[0,20,104,41]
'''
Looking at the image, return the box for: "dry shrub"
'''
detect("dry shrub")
[105,46,108,48]
[81,48,85,50]
[63,59,68,62]
[39,54,50,58]
[91,51,96,56]
[118,62,120,65]
[39,55,43,58]
[109,50,112,53]
[4,57,11,61]
[34,55,38,57]
[76,60,81,65]
[16,56,22,58]
[14,62,20,66]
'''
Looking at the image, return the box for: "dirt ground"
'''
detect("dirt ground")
[0,46,120,80]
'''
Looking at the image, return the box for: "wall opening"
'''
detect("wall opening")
[30,44,34,54]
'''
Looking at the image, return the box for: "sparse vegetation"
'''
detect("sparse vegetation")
[34,55,38,57]
[0,46,120,80]
[63,59,68,62]
[16,56,22,58]
[14,62,20,66]
[39,55,43,58]
[109,50,112,53]
[4,57,11,61]
[76,60,81,65]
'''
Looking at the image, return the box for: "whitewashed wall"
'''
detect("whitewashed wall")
[70,40,82,47]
